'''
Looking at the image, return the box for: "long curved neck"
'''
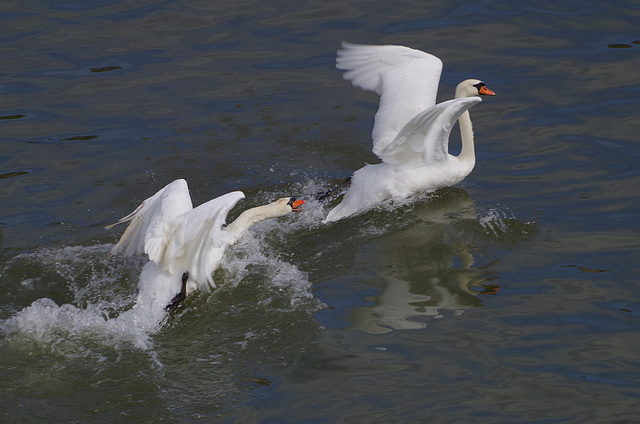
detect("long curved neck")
[457,109,475,165]
[225,204,280,238]
[454,83,477,167]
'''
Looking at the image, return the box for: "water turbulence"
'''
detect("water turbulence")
[0,214,318,361]
[1,245,159,352]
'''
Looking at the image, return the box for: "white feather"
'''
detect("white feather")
[337,42,443,156]
[107,179,193,259]
[108,181,300,298]
[325,42,493,222]
[378,97,482,167]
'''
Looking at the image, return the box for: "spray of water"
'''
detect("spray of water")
[0,203,318,356]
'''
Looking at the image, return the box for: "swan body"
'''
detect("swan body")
[107,179,304,308]
[324,42,494,222]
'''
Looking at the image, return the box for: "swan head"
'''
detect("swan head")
[287,197,305,212]
[268,197,305,215]
[455,79,496,98]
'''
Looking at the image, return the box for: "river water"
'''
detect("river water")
[1,0,639,422]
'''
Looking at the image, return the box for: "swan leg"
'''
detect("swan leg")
[315,177,352,202]
[166,272,189,311]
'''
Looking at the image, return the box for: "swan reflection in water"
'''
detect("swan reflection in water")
[346,187,534,334]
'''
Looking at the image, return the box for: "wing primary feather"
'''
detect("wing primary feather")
[336,42,444,154]
[161,191,245,290]
[378,97,482,166]
[106,179,192,260]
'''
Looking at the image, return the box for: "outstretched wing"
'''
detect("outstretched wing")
[161,191,245,290]
[378,97,482,167]
[106,179,193,259]
[336,42,443,156]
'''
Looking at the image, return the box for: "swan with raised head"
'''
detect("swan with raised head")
[106,179,305,311]
[323,42,495,222]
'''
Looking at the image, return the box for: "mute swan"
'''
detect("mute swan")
[323,42,495,222]
[106,179,304,310]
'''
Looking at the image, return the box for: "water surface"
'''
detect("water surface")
[1,0,640,422]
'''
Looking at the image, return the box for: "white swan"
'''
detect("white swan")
[106,179,304,310]
[324,42,495,222]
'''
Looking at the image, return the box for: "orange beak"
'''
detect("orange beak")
[290,199,305,212]
[479,85,496,96]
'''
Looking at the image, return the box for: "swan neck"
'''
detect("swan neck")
[225,204,280,238]
[457,110,475,164]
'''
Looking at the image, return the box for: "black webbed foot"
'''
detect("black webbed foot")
[315,177,352,202]
[165,272,189,312]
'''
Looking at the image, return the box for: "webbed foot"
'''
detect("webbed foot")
[315,177,352,202]
[165,272,189,311]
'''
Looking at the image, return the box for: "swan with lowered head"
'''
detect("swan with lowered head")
[323,42,495,222]
[106,179,304,311]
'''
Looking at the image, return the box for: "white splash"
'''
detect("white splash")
[479,207,515,237]
[1,211,317,354]
[222,229,315,308]
[0,245,165,351]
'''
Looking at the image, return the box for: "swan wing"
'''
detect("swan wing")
[106,179,193,259]
[162,191,245,290]
[336,42,443,155]
[378,97,482,167]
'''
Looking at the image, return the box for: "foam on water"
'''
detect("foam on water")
[0,245,163,351]
[479,207,515,236]
[1,210,319,357]
[223,231,315,307]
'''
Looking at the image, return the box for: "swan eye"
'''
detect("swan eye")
[473,82,485,91]
[287,198,296,208]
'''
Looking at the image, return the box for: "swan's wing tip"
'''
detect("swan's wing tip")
[222,190,246,206]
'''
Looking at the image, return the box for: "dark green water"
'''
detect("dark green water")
[1,0,639,422]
